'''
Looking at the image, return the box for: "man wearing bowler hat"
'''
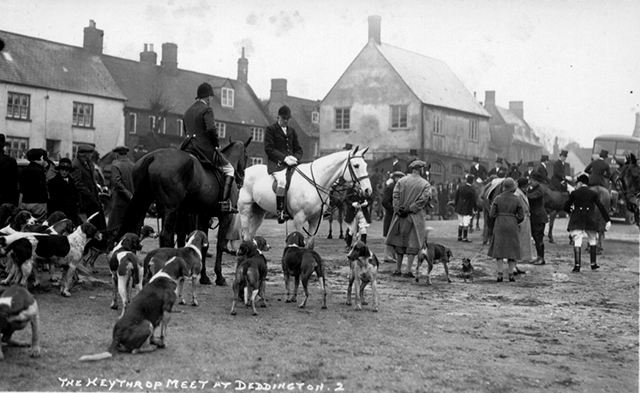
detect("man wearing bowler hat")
[48,157,80,225]
[584,149,612,188]
[551,149,571,192]
[469,156,488,182]
[0,134,19,206]
[180,82,237,213]
[107,146,134,232]
[19,148,49,221]
[265,105,303,224]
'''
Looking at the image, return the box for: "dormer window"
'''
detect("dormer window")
[311,111,319,123]
[221,88,234,108]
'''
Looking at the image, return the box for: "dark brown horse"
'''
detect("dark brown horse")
[542,183,571,244]
[119,138,250,286]
[323,179,350,240]
[504,159,523,180]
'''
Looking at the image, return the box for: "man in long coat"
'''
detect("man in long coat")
[71,144,106,230]
[528,172,548,265]
[488,177,524,282]
[264,105,303,223]
[385,160,432,278]
[382,171,405,263]
[536,155,550,183]
[454,174,477,242]
[584,149,611,188]
[0,134,19,206]
[48,158,80,225]
[564,174,611,272]
[107,146,134,233]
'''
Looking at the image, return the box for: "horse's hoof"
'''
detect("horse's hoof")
[179,299,186,305]
[346,301,352,306]
[110,304,118,310]
[285,299,292,303]
[252,312,258,316]
[200,276,212,285]
[372,307,378,312]
[61,291,71,298]
[231,310,237,316]
[327,235,333,239]
[215,277,227,286]
[191,301,199,307]
[322,305,327,310]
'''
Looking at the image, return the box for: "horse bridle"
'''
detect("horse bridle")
[292,152,370,236]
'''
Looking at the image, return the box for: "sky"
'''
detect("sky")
[3,0,640,148]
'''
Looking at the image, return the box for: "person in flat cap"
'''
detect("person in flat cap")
[584,149,611,188]
[469,156,488,182]
[107,145,134,234]
[381,170,406,264]
[487,157,504,178]
[48,157,80,225]
[487,177,524,282]
[18,148,49,221]
[564,173,611,272]
[514,177,533,272]
[0,133,19,206]
[536,154,550,183]
[72,144,106,230]
[527,171,548,265]
[551,149,571,192]
[265,104,303,223]
[454,174,478,242]
[385,158,432,278]
[180,82,238,213]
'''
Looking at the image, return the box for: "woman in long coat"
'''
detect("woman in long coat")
[488,177,524,282]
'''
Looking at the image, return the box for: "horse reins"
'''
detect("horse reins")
[293,153,370,237]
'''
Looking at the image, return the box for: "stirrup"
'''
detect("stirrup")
[219,200,238,214]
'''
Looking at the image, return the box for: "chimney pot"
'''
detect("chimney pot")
[161,43,178,73]
[237,47,249,84]
[633,112,640,138]
[140,43,157,65]
[144,43,148,52]
[83,19,104,55]
[368,15,381,45]
[150,43,154,52]
[484,91,496,107]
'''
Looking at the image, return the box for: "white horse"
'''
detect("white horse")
[238,146,372,240]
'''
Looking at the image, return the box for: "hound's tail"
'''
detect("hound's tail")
[79,351,112,361]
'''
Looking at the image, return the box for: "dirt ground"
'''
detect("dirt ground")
[1,216,638,393]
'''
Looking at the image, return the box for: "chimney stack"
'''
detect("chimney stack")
[83,20,104,55]
[368,15,381,45]
[161,43,178,73]
[139,43,157,65]
[634,112,640,138]
[237,47,248,84]
[509,101,524,119]
[270,79,288,118]
[484,91,496,108]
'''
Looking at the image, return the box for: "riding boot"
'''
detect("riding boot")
[462,227,472,242]
[572,247,581,272]
[220,175,238,214]
[276,195,287,224]
[590,245,599,270]
[360,234,367,244]
[457,226,463,241]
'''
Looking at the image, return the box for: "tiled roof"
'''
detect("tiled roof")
[495,106,541,147]
[267,96,320,138]
[100,55,270,127]
[377,43,490,117]
[0,30,125,100]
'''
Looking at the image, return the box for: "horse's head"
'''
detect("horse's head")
[621,154,640,193]
[504,159,522,180]
[342,146,373,197]
[222,136,252,188]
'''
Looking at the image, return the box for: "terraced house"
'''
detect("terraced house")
[0,25,126,160]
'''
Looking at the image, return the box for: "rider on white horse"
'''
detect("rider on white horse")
[264,105,304,224]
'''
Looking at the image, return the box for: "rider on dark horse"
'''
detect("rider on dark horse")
[585,149,612,189]
[180,82,237,213]
[264,105,303,224]
[550,149,571,192]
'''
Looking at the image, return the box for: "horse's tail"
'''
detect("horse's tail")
[119,154,156,238]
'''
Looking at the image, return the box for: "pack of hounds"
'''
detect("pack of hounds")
[0,202,473,361]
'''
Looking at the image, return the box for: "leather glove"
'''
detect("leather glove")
[605,221,611,231]
[284,156,298,166]
[352,202,360,208]
[397,206,409,218]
